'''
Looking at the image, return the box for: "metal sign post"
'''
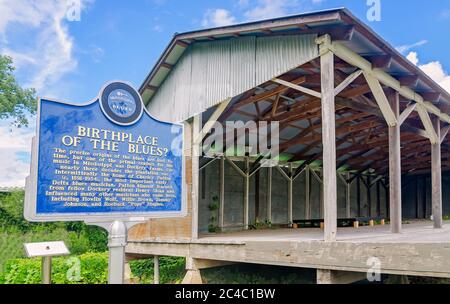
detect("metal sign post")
[108,221,127,284]
[86,220,143,284]
[42,256,52,284]
[24,241,70,284]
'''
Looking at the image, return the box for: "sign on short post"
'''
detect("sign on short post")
[24,81,186,284]
[24,241,70,284]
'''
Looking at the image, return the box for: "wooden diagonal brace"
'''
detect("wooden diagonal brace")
[271,78,322,99]
[363,72,397,127]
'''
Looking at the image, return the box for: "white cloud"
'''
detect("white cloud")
[0,119,35,187]
[0,1,93,186]
[407,51,450,93]
[396,39,428,54]
[244,0,299,21]
[0,0,94,94]
[203,0,323,28]
[202,9,237,27]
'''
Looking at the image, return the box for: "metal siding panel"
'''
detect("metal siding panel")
[230,36,257,96]
[256,34,318,85]
[205,40,231,110]
[173,47,192,121]
[189,42,209,117]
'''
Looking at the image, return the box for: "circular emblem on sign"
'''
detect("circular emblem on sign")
[100,82,143,125]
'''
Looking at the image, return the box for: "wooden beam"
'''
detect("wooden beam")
[288,164,293,226]
[366,55,393,69]
[334,70,363,96]
[321,50,337,242]
[271,94,281,117]
[244,157,250,230]
[441,125,450,144]
[417,104,439,144]
[422,92,441,103]
[272,78,322,99]
[398,103,417,126]
[195,98,232,145]
[431,117,443,229]
[267,167,272,222]
[191,114,201,239]
[388,91,402,233]
[219,157,225,229]
[363,72,397,127]
[320,38,450,126]
[305,166,311,219]
[398,75,419,87]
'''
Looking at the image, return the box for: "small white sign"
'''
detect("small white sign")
[24,241,70,258]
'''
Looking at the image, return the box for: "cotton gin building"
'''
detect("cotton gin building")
[125,8,450,284]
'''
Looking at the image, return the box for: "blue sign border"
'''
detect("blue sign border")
[25,81,186,222]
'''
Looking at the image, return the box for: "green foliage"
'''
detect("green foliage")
[0,253,108,284]
[207,195,220,233]
[249,219,272,230]
[0,55,36,127]
[0,191,107,268]
[129,257,185,284]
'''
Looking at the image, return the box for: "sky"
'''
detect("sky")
[1,0,450,187]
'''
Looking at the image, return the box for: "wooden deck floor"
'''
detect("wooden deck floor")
[127,220,450,278]
[197,221,450,244]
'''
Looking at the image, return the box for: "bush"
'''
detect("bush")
[0,252,108,284]
[0,254,185,284]
[129,257,185,284]
[0,191,108,268]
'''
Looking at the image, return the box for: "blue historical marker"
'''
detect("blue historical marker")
[25,81,185,222]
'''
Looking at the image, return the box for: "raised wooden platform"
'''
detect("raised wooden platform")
[126,221,450,279]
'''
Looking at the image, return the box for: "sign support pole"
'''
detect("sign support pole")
[42,256,52,284]
[87,220,143,284]
[108,221,127,284]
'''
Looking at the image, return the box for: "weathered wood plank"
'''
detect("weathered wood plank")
[388,91,402,233]
[432,117,443,229]
[321,50,337,242]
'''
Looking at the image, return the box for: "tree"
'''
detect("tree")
[0,55,36,127]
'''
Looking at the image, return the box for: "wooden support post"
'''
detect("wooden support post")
[367,175,372,217]
[431,117,443,229]
[244,157,250,230]
[305,166,311,219]
[153,256,160,284]
[219,157,225,229]
[388,91,402,234]
[356,176,361,217]
[376,179,381,217]
[267,167,272,222]
[321,50,337,242]
[346,172,351,218]
[192,115,201,239]
[288,163,293,226]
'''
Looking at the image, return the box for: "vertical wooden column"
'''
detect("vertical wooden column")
[431,117,443,229]
[388,91,402,233]
[191,114,201,239]
[219,157,225,229]
[346,172,351,218]
[267,167,272,222]
[320,50,337,242]
[244,157,250,230]
[305,165,310,219]
[288,163,293,226]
